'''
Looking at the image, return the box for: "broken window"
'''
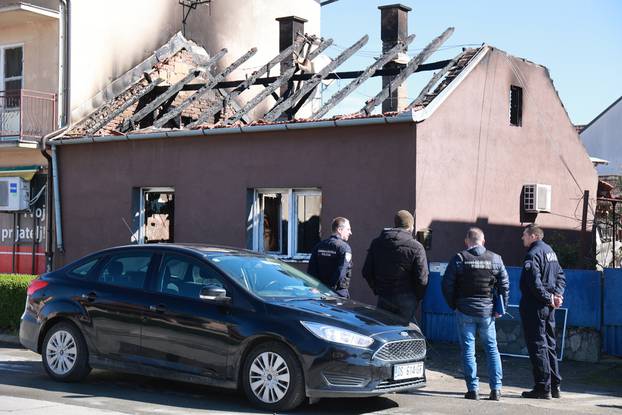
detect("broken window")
[510,85,523,126]
[250,188,321,258]
[139,187,174,244]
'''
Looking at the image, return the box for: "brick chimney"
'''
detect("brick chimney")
[378,4,411,112]
[276,16,307,107]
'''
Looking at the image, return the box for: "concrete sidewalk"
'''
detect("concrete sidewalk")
[424,341,622,399]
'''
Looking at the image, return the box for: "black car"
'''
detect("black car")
[20,244,426,411]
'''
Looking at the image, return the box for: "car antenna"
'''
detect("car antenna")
[121,217,138,243]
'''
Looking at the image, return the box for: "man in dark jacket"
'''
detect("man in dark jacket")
[442,228,509,401]
[519,224,565,400]
[362,210,428,323]
[307,217,352,298]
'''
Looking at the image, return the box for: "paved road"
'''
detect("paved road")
[0,344,620,414]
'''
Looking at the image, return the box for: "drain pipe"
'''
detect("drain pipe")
[58,0,71,126]
[40,126,68,272]
[50,144,64,254]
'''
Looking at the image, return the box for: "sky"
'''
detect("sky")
[319,0,622,125]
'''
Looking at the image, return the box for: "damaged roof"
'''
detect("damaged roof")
[66,29,488,139]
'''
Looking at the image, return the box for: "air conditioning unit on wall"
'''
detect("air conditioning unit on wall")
[523,184,551,213]
[0,177,30,211]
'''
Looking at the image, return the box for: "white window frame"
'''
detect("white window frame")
[138,186,174,245]
[251,188,321,260]
[0,43,24,92]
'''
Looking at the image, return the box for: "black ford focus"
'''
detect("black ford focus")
[20,244,426,411]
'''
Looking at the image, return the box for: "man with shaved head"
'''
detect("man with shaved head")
[442,227,509,401]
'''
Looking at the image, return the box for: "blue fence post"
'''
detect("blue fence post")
[603,268,622,356]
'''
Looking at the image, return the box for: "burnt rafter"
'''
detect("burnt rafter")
[405,51,465,110]
[360,27,455,115]
[263,34,369,122]
[223,67,296,125]
[187,35,308,128]
[312,34,416,120]
[121,48,227,132]
[153,47,258,128]
[86,77,163,135]
[221,37,334,126]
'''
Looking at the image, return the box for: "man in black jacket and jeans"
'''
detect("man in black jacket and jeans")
[362,210,428,323]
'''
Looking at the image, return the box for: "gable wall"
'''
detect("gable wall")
[415,48,597,265]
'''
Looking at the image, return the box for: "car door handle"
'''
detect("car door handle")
[149,304,166,313]
[81,292,97,302]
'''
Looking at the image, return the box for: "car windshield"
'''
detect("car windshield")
[208,254,335,299]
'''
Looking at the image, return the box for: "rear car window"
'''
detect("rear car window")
[67,258,100,279]
[96,253,152,289]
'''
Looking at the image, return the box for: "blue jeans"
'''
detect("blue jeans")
[456,311,503,392]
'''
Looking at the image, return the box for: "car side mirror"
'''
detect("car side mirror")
[199,286,230,303]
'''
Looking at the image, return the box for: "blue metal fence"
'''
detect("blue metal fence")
[421,264,619,357]
[603,268,622,356]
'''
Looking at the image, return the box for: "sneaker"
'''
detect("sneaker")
[521,389,552,399]
[552,386,561,399]
[489,390,501,401]
[464,390,479,400]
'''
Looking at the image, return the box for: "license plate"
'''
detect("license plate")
[393,361,424,381]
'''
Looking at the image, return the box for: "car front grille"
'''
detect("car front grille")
[323,372,369,387]
[373,339,426,362]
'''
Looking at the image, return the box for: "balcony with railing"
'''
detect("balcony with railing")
[0,89,57,143]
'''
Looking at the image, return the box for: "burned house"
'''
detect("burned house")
[50,6,596,301]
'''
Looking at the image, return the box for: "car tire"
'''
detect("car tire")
[242,341,305,411]
[42,321,91,382]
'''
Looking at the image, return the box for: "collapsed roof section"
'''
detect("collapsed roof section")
[67,28,486,138]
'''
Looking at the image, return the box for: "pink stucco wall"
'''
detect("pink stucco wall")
[415,47,597,264]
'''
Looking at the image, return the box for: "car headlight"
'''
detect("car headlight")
[301,321,374,348]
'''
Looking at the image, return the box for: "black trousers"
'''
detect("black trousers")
[520,303,561,391]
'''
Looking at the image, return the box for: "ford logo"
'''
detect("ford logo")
[400,331,409,337]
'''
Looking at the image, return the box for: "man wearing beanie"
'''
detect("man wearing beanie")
[362,210,429,323]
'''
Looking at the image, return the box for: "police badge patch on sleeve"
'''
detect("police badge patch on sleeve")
[524,261,532,270]
[345,252,352,262]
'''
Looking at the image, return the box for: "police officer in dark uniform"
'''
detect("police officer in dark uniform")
[519,224,565,400]
[307,217,352,298]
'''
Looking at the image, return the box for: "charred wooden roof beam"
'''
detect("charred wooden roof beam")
[153,47,257,128]
[360,27,454,116]
[120,48,227,132]
[187,35,308,128]
[312,34,415,120]
[405,50,465,110]
[263,34,369,122]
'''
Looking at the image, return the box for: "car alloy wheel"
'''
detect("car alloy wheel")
[46,329,77,375]
[249,351,291,403]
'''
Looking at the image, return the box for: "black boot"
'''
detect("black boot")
[551,385,561,398]
[464,390,479,400]
[521,389,552,399]
[489,390,501,401]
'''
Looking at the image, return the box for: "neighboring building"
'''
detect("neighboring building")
[580,96,622,177]
[0,0,320,273]
[580,96,622,269]
[52,21,597,303]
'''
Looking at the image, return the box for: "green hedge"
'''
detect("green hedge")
[0,274,37,332]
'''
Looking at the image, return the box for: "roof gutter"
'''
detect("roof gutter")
[52,110,417,145]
